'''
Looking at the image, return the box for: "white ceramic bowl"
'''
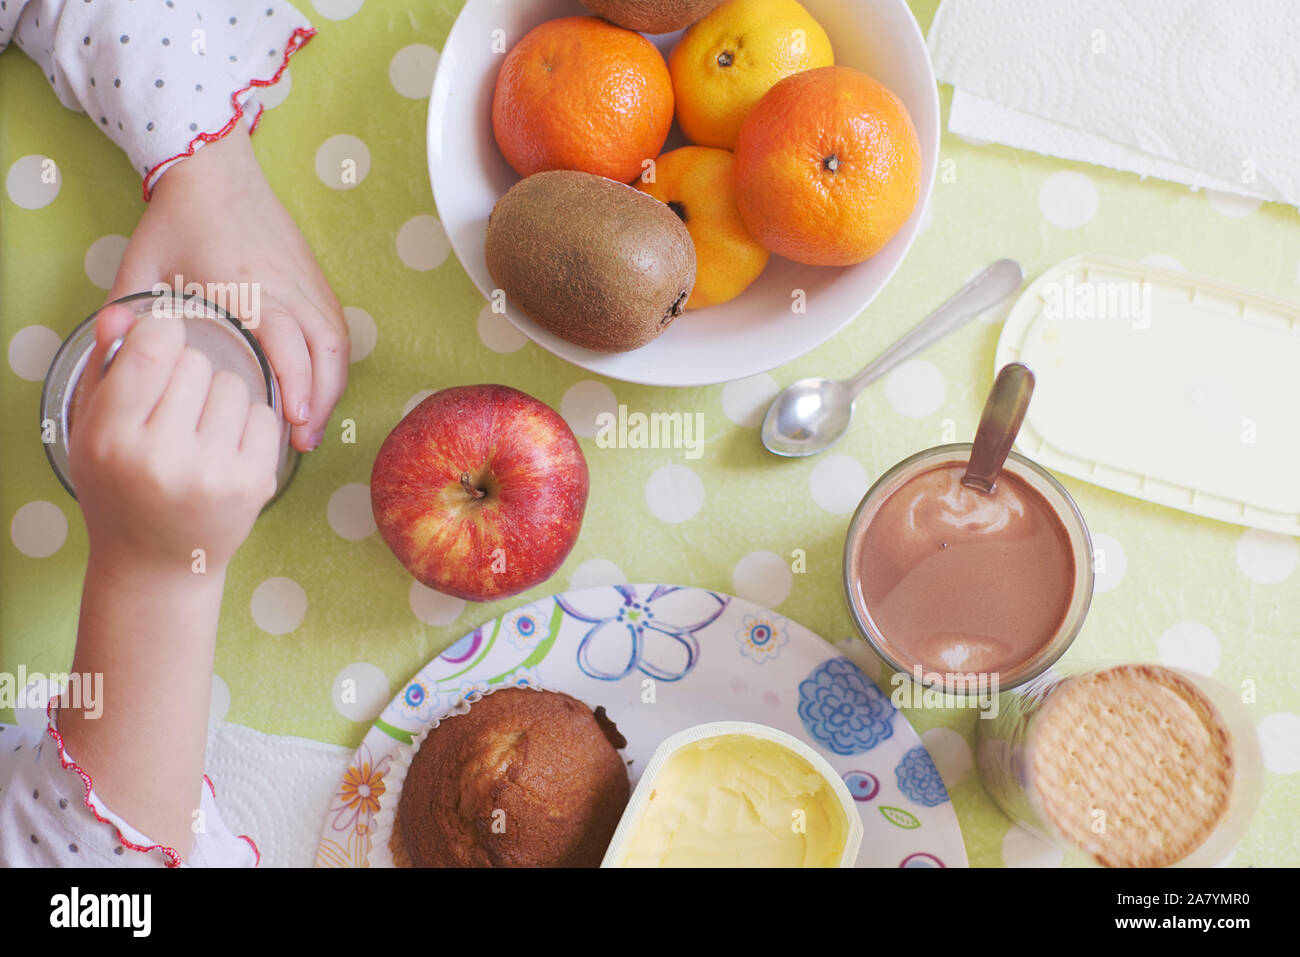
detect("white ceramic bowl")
[428,0,939,387]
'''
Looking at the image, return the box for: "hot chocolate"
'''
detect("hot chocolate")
[843,444,1093,691]
[854,464,1074,675]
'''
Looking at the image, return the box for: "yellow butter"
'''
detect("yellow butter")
[621,734,851,867]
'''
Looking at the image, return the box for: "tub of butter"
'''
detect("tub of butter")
[601,721,864,868]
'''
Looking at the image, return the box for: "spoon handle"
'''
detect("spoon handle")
[963,362,1036,493]
[842,258,1024,397]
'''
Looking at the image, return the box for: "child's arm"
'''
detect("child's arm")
[54,304,279,860]
[3,1,348,453]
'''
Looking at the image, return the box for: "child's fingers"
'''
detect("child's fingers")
[252,309,313,428]
[75,304,143,406]
[238,402,282,499]
[147,347,215,434]
[94,303,138,351]
[82,313,187,426]
[299,310,350,451]
[197,370,253,449]
[104,245,162,308]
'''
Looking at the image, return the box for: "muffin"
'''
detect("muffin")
[1028,664,1234,867]
[392,687,630,867]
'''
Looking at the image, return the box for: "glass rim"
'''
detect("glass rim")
[40,291,284,500]
[841,443,1095,695]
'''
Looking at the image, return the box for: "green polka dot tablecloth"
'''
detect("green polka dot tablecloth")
[2,0,1297,868]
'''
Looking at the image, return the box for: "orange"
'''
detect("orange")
[492,16,675,184]
[636,147,769,309]
[733,66,922,267]
[669,0,834,150]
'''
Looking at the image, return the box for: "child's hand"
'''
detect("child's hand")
[105,128,349,453]
[60,305,280,858]
[69,304,281,575]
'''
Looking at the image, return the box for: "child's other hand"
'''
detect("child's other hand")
[68,305,281,575]
[106,128,348,453]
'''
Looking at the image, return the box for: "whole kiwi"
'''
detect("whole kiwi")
[486,171,696,354]
[580,0,725,34]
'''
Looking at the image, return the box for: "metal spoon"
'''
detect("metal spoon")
[962,362,1035,493]
[760,259,1025,457]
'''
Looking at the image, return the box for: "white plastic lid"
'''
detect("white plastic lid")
[996,255,1300,535]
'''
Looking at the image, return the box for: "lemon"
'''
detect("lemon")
[670,0,835,150]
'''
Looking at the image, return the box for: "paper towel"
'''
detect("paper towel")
[928,0,1300,207]
[203,721,353,868]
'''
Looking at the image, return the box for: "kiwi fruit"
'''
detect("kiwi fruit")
[486,171,696,354]
[580,0,725,34]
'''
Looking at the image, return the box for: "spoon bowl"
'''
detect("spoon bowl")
[761,378,856,456]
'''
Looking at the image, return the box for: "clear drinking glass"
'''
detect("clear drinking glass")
[842,442,1094,695]
[975,662,1263,867]
[40,291,299,503]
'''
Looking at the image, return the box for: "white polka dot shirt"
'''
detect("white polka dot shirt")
[0,0,313,197]
[0,713,259,867]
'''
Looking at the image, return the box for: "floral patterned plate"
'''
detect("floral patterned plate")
[314,584,967,868]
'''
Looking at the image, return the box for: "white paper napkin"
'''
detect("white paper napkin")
[927,0,1300,207]
[204,721,353,868]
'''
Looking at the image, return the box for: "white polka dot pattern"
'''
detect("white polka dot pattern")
[388,44,439,99]
[250,577,308,635]
[396,215,450,271]
[1038,171,1099,228]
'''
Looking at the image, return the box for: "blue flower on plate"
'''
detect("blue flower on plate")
[797,657,896,754]
[734,612,790,663]
[502,605,550,652]
[450,679,490,708]
[895,745,949,807]
[394,679,438,723]
[504,666,542,690]
[843,771,880,802]
[558,585,728,682]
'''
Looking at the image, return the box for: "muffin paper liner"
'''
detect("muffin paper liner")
[366,682,560,868]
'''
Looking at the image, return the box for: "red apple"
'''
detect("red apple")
[370,384,589,602]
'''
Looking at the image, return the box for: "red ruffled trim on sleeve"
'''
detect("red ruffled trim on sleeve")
[203,772,262,866]
[140,25,316,201]
[239,833,262,866]
[44,702,183,868]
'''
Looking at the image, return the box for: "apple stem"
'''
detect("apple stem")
[460,472,487,500]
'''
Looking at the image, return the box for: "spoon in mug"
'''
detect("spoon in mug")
[760,259,1025,457]
[962,362,1035,493]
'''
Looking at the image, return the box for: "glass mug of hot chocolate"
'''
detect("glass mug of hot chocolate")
[843,443,1094,695]
[41,291,299,503]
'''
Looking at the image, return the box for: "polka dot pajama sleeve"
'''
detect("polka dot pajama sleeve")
[0,714,259,867]
[0,0,314,199]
